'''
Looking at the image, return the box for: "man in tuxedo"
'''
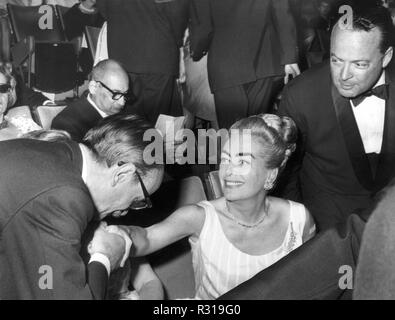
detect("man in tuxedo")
[96,0,189,124]
[190,0,300,129]
[0,114,164,299]
[52,59,129,142]
[277,4,395,230]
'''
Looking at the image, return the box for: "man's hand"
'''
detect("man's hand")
[88,223,126,271]
[284,63,301,84]
[80,0,97,13]
[105,225,133,267]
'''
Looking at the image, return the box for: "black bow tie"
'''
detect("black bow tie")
[351,84,389,107]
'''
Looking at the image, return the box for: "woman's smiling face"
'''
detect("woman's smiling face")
[219,132,270,201]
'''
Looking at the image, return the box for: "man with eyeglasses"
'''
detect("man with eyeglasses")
[52,59,130,142]
[0,113,164,299]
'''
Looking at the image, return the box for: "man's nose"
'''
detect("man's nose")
[117,96,126,107]
[340,63,353,81]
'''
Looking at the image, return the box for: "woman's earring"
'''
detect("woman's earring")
[264,180,274,191]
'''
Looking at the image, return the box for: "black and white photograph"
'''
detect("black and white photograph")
[0,0,395,305]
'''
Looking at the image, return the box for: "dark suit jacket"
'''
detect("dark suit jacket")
[277,62,395,230]
[190,0,298,92]
[96,0,189,76]
[354,179,395,299]
[0,139,107,299]
[51,96,103,142]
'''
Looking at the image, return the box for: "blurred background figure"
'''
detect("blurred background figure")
[0,64,41,141]
[190,0,300,130]
[96,0,189,125]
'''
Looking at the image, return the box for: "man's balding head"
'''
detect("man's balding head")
[89,59,130,116]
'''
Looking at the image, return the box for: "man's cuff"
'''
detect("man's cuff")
[89,253,111,277]
[79,3,97,14]
[42,100,54,106]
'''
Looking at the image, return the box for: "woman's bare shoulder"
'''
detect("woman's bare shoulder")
[268,196,291,211]
[208,197,226,211]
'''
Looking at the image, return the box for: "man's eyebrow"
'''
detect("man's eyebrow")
[331,53,369,63]
[331,53,343,61]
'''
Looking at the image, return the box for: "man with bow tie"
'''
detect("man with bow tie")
[277,4,395,231]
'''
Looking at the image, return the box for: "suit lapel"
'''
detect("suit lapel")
[331,85,374,190]
[375,71,395,192]
[84,97,104,125]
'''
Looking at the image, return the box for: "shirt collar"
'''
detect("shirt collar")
[87,94,109,119]
[374,71,386,88]
[79,144,88,184]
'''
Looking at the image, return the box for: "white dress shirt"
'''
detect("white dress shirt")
[350,72,386,154]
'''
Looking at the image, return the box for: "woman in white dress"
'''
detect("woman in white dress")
[126,114,316,299]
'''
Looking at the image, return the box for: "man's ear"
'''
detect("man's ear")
[88,80,98,96]
[111,162,137,187]
[383,46,393,68]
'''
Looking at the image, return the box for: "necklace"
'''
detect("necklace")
[224,200,270,229]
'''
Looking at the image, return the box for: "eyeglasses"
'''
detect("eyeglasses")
[129,171,153,210]
[0,84,11,94]
[96,81,129,101]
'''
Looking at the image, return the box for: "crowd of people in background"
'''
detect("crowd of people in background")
[1,0,395,300]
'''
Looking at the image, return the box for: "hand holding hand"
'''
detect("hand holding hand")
[105,225,133,267]
[88,223,126,271]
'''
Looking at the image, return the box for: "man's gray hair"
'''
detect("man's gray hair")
[83,114,163,177]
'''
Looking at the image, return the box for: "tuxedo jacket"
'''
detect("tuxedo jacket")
[52,95,103,142]
[96,0,189,76]
[0,139,107,299]
[277,62,395,229]
[189,0,298,92]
